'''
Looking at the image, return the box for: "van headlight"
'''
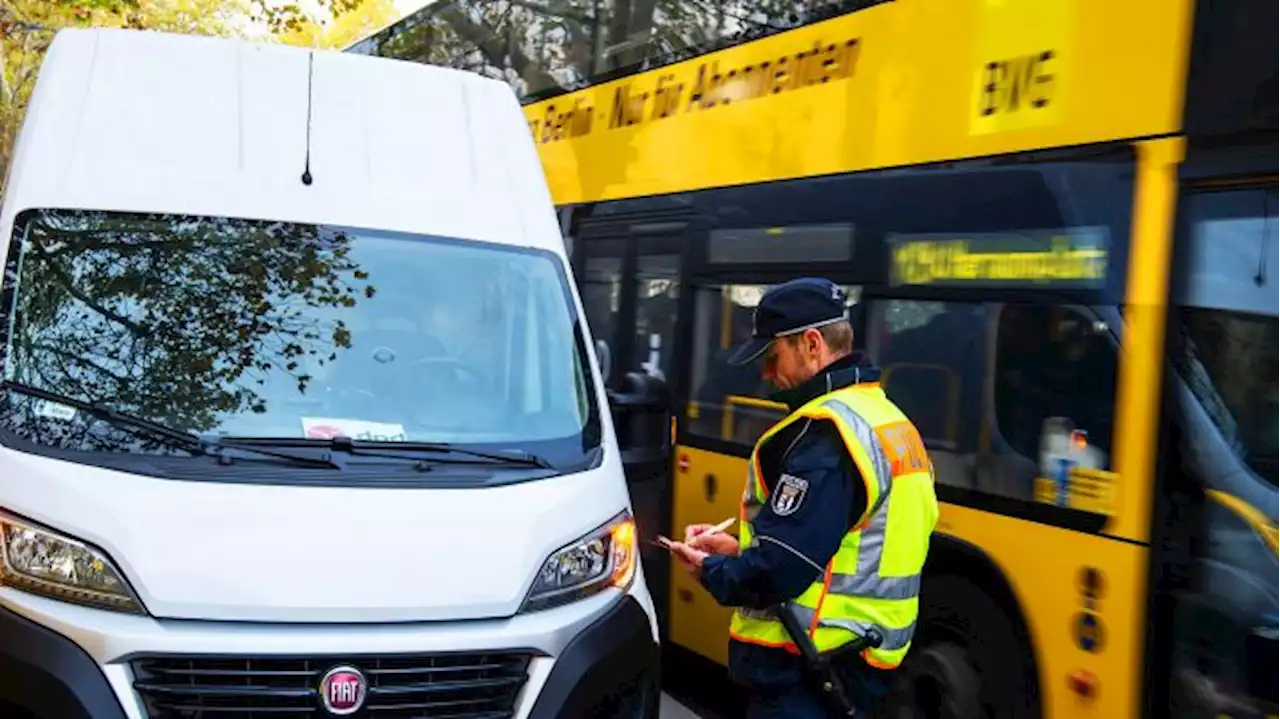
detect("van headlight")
[521,510,636,613]
[0,510,145,615]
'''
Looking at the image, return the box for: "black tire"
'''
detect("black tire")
[885,642,982,719]
[0,702,37,719]
[894,575,1040,719]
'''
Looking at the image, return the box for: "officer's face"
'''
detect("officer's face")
[762,331,824,390]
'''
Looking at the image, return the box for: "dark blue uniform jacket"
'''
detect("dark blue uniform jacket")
[698,353,893,697]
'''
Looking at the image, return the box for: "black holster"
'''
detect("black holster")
[776,602,884,718]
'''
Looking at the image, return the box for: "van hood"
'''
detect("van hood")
[0,448,630,622]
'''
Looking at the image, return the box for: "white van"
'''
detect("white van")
[0,28,659,719]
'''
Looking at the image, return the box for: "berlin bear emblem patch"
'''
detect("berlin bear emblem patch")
[772,474,809,516]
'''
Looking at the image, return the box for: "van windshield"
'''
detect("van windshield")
[0,209,600,466]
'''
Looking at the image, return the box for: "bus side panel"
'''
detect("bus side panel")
[938,504,1148,719]
[523,0,1195,208]
[668,445,749,666]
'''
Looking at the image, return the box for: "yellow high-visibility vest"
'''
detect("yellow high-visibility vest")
[729,381,939,669]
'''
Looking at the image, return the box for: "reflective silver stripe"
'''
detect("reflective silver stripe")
[814,617,916,651]
[857,493,890,574]
[816,401,923,602]
[827,571,921,600]
[737,606,916,651]
[824,483,921,600]
[820,398,892,512]
[737,606,776,620]
[789,605,916,650]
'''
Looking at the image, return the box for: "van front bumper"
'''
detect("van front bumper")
[0,587,659,719]
[0,603,128,719]
[526,593,660,718]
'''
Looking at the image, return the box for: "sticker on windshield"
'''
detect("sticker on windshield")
[34,401,77,422]
[302,417,407,442]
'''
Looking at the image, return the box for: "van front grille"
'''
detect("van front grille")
[131,651,531,718]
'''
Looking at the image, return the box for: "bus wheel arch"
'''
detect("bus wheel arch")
[895,534,1043,719]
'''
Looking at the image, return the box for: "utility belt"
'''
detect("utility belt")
[775,601,885,718]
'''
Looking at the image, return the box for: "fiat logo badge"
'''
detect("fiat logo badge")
[318,665,366,715]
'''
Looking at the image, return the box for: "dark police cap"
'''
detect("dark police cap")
[728,277,851,366]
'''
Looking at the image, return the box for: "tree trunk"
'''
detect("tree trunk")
[436,5,561,94]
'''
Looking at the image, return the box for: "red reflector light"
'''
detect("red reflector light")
[1068,669,1098,699]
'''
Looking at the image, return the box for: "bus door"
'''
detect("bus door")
[574,219,688,633]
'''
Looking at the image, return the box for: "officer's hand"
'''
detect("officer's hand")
[688,531,740,558]
[666,541,709,577]
[683,523,715,543]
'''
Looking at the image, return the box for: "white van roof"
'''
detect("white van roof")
[1,28,562,253]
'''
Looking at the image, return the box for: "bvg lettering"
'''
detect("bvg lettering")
[980,50,1055,117]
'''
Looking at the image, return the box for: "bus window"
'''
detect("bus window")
[868,300,988,489]
[708,224,855,265]
[631,253,681,383]
[876,298,1122,505]
[992,304,1119,506]
[579,249,623,379]
[687,283,860,447]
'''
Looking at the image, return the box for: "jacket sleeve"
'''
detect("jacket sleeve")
[698,420,868,609]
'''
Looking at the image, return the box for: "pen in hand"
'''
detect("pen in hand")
[652,516,735,551]
[691,516,736,539]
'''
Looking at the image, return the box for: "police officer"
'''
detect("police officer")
[667,278,939,719]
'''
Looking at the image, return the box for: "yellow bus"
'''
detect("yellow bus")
[358,0,1277,716]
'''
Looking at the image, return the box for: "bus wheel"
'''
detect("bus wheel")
[888,642,981,719]
[909,575,1039,719]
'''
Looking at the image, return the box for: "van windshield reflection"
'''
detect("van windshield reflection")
[1174,308,1278,482]
[0,210,599,468]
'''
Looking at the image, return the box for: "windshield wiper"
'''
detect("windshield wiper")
[357,440,557,470]
[231,436,556,470]
[0,380,341,469]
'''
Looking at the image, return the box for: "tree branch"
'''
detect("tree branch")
[503,0,593,25]
[27,239,151,338]
[435,5,561,92]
